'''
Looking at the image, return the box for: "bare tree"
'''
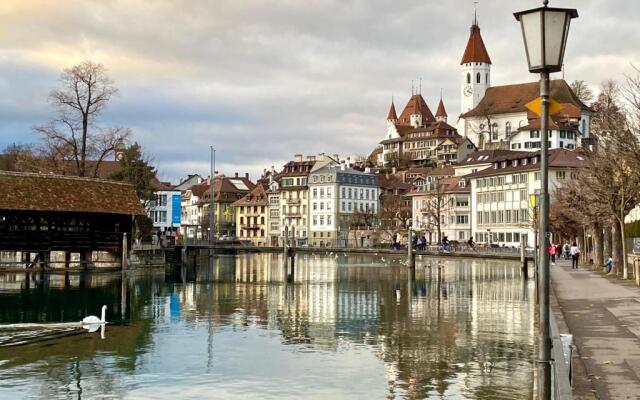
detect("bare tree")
[570,80,594,105]
[415,177,454,243]
[35,60,130,177]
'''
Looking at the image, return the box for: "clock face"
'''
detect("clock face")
[464,84,473,97]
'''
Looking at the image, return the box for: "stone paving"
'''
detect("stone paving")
[551,260,640,399]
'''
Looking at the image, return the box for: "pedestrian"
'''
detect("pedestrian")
[548,242,557,265]
[556,243,562,260]
[604,255,613,274]
[420,235,427,251]
[563,243,570,260]
[570,242,580,269]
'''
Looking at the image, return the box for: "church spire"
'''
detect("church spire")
[460,11,491,65]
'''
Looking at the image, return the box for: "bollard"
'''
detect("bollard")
[635,258,640,287]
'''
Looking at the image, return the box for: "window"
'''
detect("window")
[456,215,469,224]
[341,187,345,198]
[312,188,317,198]
[492,123,498,141]
[476,72,481,83]
[320,188,324,198]
[530,130,540,139]
[348,188,352,199]
[520,189,527,201]
[505,122,512,136]
[506,232,513,242]
[327,216,332,225]
[319,202,324,210]
[312,202,317,211]
[456,197,469,207]
[313,216,317,225]
[556,171,566,180]
[320,216,324,225]
[466,73,471,84]
[341,201,345,211]
[485,73,489,85]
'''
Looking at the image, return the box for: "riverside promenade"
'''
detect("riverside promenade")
[551,261,640,399]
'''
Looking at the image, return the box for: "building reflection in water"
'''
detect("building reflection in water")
[0,253,534,399]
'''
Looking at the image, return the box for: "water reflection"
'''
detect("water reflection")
[0,254,535,399]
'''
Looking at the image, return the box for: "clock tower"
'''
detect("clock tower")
[460,14,491,115]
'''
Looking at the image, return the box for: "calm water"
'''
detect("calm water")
[0,254,535,399]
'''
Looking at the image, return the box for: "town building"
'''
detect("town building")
[308,164,380,247]
[233,184,269,246]
[199,173,255,238]
[180,183,209,239]
[380,96,473,167]
[467,149,586,248]
[267,177,281,246]
[148,189,182,236]
[173,174,204,191]
[409,176,471,244]
[277,154,339,246]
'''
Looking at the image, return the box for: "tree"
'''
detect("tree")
[0,143,35,171]
[35,60,130,177]
[415,177,454,243]
[379,192,411,243]
[110,143,157,239]
[110,143,157,206]
[570,80,594,105]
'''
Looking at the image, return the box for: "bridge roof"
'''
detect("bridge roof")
[0,171,145,216]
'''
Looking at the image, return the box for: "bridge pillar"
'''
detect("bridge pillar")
[407,229,415,269]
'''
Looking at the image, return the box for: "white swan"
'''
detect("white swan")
[82,305,107,331]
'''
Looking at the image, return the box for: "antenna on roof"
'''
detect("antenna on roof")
[411,80,414,95]
[419,77,422,94]
[440,88,443,99]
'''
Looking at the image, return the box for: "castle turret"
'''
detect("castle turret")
[460,14,491,115]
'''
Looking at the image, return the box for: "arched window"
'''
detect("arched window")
[492,122,499,141]
[466,73,471,84]
[486,73,489,85]
[505,122,512,136]
[476,73,481,84]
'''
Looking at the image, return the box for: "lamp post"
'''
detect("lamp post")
[514,2,577,399]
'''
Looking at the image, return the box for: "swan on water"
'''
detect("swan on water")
[82,305,107,331]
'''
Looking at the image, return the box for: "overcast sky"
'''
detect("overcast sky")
[1,0,638,183]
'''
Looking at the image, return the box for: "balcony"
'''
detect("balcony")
[284,212,302,218]
[286,198,301,205]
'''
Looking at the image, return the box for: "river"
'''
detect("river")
[0,253,535,399]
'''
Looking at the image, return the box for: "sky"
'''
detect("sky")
[1,0,639,184]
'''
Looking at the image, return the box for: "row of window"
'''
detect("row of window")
[312,201,332,211]
[237,206,266,214]
[239,229,265,238]
[311,175,332,183]
[281,177,307,187]
[312,187,333,198]
[239,216,265,225]
[477,189,528,204]
[312,215,333,226]
[341,187,377,200]
[448,215,469,225]
[477,209,530,225]
[340,202,376,213]
[477,174,528,188]
[465,71,489,85]
[475,231,527,244]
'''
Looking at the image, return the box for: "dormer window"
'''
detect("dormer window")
[493,163,498,169]
[501,161,507,168]
[522,159,528,166]
[458,180,466,188]
[512,160,519,167]
[532,157,537,164]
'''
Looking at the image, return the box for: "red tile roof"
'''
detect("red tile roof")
[460,24,491,65]
[464,149,586,179]
[233,183,268,207]
[0,171,145,215]
[387,101,398,120]
[398,94,435,126]
[460,79,588,118]
[435,98,447,118]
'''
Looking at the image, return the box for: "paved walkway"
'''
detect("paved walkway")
[551,260,640,399]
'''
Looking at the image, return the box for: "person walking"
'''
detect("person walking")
[548,242,557,265]
[570,242,580,269]
[563,243,571,260]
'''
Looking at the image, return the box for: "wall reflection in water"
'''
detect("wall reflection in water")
[0,254,534,399]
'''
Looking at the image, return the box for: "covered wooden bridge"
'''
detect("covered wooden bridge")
[0,171,145,270]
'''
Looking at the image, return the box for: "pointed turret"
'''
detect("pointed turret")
[460,21,492,65]
[386,100,398,122]
[435,98,448,123]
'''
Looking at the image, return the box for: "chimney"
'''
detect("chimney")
[307,155,316,161]
[333,154,339,161]
[245,172,249,179]
[294,154,303,162]
[235,172,239,178]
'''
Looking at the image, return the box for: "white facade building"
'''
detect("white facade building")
[149,190,182,234]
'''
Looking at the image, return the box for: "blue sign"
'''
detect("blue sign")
[171,194,181,224]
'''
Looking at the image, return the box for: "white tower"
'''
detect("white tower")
[459,15,491,114]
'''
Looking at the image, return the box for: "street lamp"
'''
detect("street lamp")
[514,2,577,399]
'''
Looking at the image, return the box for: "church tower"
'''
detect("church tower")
[460,13,491,115]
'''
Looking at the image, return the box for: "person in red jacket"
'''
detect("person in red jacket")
[548,242,557,265]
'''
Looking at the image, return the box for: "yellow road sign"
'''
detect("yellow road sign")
[525,96,563,117]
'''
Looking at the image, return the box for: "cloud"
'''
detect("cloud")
[1,0,639,182]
